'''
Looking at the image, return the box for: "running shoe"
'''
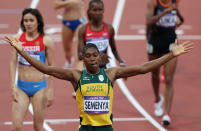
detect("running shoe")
[64,57,75,68]
[162,114,171,126]
[154,95,164,117]
[57,15,63,20]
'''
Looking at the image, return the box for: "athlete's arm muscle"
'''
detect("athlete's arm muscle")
[44,35,55,107]
[107,41,193,81]
[107,24,125,66]
[77,24,86,60]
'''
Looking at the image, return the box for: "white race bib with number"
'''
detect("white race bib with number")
[84,96,110,114]
[156,11,177,28]
[86,37,109,52]
[18,52,40,66]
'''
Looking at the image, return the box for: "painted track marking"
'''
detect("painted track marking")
[2,33,201,45]
[0,117,147,125]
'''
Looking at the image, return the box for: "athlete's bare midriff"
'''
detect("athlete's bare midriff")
[62,2,85,20]
[18,66,45,81]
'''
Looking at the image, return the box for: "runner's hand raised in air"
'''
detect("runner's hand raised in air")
[4,36,23,52]
[172,40,193,57]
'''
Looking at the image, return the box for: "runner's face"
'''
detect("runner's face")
[83,48,101,70]
[23,13,38,33]
[89,2,104,22]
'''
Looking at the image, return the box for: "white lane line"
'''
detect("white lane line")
[0,24,9,28]
[112,0,126,36]
[114,117,146,121]
[0,9,22,14]
[45,27,61,34]
[179,35,201,40]
[1,117,147,125]
[1,34,201,45]
[30,0,40,8]
[130,24,192,30]
[116,35,145,40]
[2,122,33,125]
[111,0,166,131]
[45,117,147,124]
[116,35,201,40]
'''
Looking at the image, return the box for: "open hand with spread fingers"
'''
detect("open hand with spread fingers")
[4,36,23,52]
[172,40,194,57]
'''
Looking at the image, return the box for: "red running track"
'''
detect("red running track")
[0,0,201,130]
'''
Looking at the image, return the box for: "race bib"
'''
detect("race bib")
[156,11,177,28]
[86,37,109,52]
[18,52,40,66]
[84,96,110,114]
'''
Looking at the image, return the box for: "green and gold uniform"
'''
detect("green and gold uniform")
[75,68,113,131]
